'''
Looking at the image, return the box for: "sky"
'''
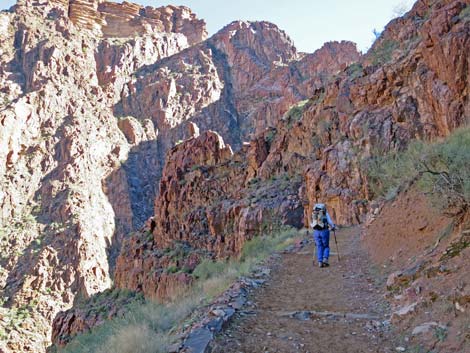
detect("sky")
[1,0,416,53]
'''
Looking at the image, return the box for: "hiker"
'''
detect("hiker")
[311,203,336,268]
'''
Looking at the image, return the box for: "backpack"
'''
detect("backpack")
[312,203,328,230]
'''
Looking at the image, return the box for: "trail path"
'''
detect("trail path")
[211,227,398,353]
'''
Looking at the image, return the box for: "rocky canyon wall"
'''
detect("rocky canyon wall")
[0,1,206,351]
[3,0,469,351]
[112,0,470,316]
[110,22,359,231]
[0,0,359,351]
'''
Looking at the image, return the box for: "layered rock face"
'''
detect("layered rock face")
[119,23,359,149]
[1,0,358,351]
[259,0,470,224]
[113,130,304,300]
[0,1,205,352]
[44,0,208,42]
[113,0,470,313]
[110,21,359,230]
[109,24,358,229]
[243,40,360,133]
[4,0,470,351]
[54,128,305,346]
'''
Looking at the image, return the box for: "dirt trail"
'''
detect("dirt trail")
[211,227,398,353]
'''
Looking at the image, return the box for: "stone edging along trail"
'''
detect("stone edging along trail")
[176,227,400,353]
[210,227,398,353]
[174,237,311,353]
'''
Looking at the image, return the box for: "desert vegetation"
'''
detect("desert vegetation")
[369,39,399,65]
[56,226,301,353]
[365,127,470,217]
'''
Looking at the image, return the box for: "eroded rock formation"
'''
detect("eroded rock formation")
[118,24,360,149]
[0,1,205,351]
[0,0,358,351]
[112,130,304,301]
[106,20,359,235]
[2,0,469,351]
[113,0,470,312]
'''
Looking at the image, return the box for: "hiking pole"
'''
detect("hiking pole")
[333,229,341,262]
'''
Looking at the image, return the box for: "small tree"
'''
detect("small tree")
[392,2,411,18]
[372,28,381,40]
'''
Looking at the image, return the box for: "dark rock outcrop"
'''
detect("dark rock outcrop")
[113,130,304,300]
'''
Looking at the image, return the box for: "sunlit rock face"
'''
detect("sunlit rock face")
[0,0,359,350]
[115,0,469,316]
[9,0,470,351]
[0,0,205,351]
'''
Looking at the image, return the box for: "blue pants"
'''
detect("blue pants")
[313,229,330,263]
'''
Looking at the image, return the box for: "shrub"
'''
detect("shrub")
[369,39,399,65]
[283,100,310,127]
[434,326,448,342]
[459,5,470,21]
[365,141,425,196]
[166,265,179,274]
[95,325,170,353]
[365,127,470,216]
[192,259,226,280]
[58,297,199,353]
[195,226,298,300]
[60,226,301,353]
[346,63,364,80]
[264,129,277,144]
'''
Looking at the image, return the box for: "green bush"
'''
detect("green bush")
[365,127,470,216]
[264,129,277,144]
[283,100,310,127]
[194,226,299,299]
[166,265,179,274]
[459,5,470,21]
[365,141,425,196]
[192,259,227,280]
[58,296,199,353]
[347,63,364,79]
[369,39,399,65]
[240,229,295,261]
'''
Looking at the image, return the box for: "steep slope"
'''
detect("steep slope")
[107,0,469,342]
[0,1,359,351]
[4,0,469,351]
[0,1,205,351]
[364,186,469,353]
[112,130,305,301]
[115,0,469,266]
[118,24,359,149]
[111,25,359,228]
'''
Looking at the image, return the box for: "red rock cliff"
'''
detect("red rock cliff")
[113,129,304,301]
[0,1,205,351]
[0,0,359,351]
[114,0,470,309]
[5,0,470,351]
